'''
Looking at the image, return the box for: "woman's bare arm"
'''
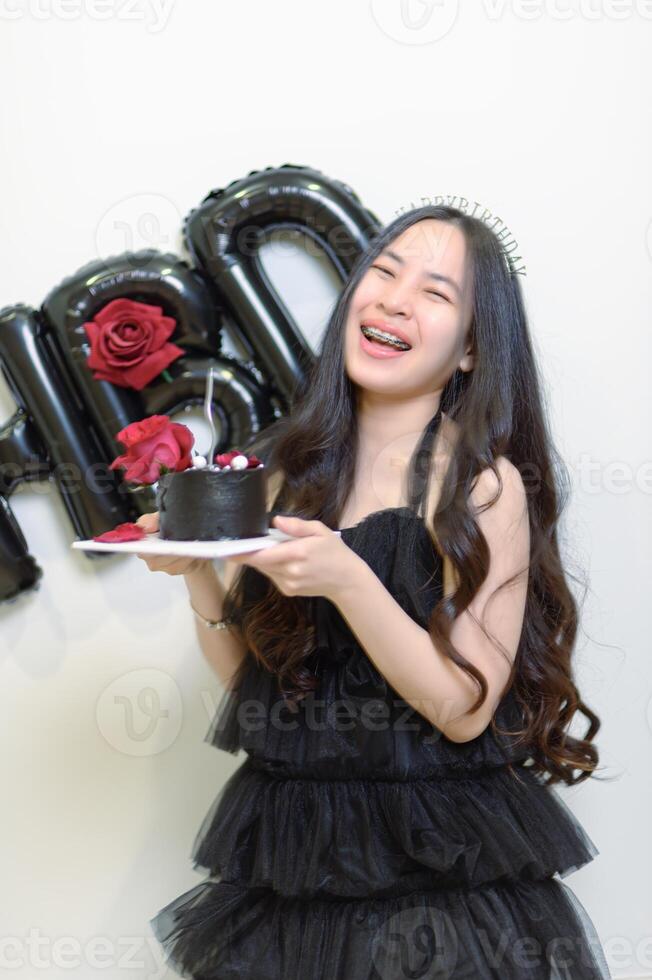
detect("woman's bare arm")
[184,558,247,689]
[184,466,285,688]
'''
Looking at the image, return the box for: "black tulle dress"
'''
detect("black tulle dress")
[150,507,612,979]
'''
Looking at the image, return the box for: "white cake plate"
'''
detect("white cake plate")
[71,528,306,560]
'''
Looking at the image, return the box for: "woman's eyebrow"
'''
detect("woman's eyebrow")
[380,248,461,297]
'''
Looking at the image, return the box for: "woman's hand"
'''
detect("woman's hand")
[226,514,363,603]
[133,511,211,577]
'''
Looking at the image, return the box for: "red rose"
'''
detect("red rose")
[109,415,194,485]
[214,450,263,468]
[93,522,146,543]
[82,297,184,391]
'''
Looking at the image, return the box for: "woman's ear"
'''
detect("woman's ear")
[459,344,474,373]
[459,312,475,373]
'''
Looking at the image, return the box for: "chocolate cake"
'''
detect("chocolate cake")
[157,453,268,541]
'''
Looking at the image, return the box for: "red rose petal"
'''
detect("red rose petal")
[169,421,195,466]
[115,416,170,447]
[120,342,184,391]
[93,298,163,326]
[93,522,146,543]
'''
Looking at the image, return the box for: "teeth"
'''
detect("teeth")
[361,325,411,350]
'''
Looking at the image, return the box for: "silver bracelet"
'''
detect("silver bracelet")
[189,599,233,631]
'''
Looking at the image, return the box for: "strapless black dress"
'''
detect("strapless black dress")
[150,508,612,979]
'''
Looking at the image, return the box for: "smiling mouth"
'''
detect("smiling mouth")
[360,325,412,351]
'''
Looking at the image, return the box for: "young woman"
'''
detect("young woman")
[141,205,612,978]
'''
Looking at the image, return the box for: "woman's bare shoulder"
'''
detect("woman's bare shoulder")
[422,415,518,595]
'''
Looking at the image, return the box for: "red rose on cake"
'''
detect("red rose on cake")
[106,414,267,541]
[110,415,194,485]
[108,416,264,488]
[82,298,184,391]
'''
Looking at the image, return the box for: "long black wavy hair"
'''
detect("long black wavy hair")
[222,204,604,788]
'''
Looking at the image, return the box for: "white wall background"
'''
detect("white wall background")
[1,2,650,978]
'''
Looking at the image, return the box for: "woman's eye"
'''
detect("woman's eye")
[373,265,448,301]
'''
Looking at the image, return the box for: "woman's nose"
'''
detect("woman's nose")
[379,279,413,316]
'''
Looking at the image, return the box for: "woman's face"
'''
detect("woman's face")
[344,218,474,396]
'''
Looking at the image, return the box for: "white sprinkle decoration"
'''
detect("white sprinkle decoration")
[230,454,249,470]
[193,455,207,469]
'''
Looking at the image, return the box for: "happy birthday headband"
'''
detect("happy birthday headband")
[393,196,527,278]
